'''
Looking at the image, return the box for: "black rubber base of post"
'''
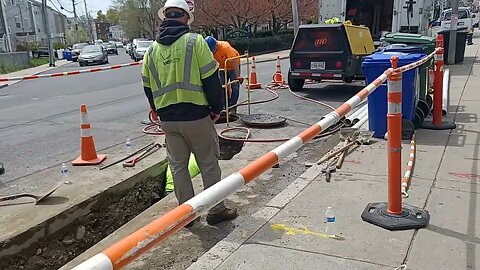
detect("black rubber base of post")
[361,202,430,231]
[421,120,456,130]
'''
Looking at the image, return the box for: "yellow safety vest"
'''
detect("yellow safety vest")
[142,33,219,109]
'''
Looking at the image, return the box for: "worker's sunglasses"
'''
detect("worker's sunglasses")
[165,10,186,19]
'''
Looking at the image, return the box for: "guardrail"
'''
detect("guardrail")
[73,38,448,269]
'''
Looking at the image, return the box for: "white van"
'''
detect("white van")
[439,7,474,32]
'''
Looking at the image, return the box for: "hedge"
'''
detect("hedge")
[228,34,294,54]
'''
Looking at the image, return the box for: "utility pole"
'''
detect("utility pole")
[72,0,78,43]
[292,0,300,36]
[41,0,55,66]
[0,0,12,52]
[84,0,92,43]
[447,0,459,64]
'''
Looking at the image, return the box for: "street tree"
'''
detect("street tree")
[96,10,107,22]
[106,8,121,25]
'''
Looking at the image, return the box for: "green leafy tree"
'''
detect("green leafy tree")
[106,8,121,25]
[96,10,107,22]
[66,25,89,44]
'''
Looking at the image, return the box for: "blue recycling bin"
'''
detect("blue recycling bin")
[63,50,73,61]
[362,52,425,138]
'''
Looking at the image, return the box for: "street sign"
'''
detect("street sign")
[186,0,194,12]
[226,28,249,39]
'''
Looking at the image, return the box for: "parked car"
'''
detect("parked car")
[78,45,108,66]
[32,47,58,58]
[71,43,88,62]
[133,40,153,61]
[106,41,119,55]
[115,41,124,48]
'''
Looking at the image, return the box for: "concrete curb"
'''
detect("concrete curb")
[0,60,70,89]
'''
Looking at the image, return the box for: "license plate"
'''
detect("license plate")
[311,62,325,70]
[88,60,93,63]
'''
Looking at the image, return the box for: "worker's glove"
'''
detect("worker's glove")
[236,77,244,85]
[210,113,220,123]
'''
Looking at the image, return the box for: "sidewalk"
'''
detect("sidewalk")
[245,49,290,64]
[0,59,69,88]
[188,42,480,269]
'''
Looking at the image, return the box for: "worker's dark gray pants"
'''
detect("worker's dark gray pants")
[162,116,225,215]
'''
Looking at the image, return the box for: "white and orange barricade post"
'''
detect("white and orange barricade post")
[361,56,429,230]
[402,134,416,198]
[72,104,107,166]
[422,34,456,130]
[248,56,262,90]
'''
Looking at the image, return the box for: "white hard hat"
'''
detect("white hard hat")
[158,0,194,25]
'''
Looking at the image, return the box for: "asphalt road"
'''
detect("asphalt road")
[0,48,363,192]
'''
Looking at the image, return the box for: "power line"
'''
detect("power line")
[55,0,74,13]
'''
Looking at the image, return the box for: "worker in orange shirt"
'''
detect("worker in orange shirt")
[205,36,243,111]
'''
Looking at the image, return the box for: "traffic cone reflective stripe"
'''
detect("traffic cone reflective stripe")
[72,104,107,166]
[248,57,262,89]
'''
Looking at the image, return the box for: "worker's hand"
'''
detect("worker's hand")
[236,77,244,85]
[210,113,220,123]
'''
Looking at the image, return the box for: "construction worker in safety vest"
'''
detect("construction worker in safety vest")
[165,153,200,195]
[204,36,243,113]
[142,0,238,227]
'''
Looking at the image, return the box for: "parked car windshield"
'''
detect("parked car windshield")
[82,45,102,53]
[137,41,153,48]
[443,9,469,20]
[73,43,87,50]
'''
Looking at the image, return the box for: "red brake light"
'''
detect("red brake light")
[335,61,343,69]
[295,61,302,68]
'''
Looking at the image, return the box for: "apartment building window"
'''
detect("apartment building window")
[15,16,21,29]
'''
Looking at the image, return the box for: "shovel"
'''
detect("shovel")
[0,183,63,205]
[123,143,163,168]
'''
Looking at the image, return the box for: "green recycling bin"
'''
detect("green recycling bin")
[380,33,436,106]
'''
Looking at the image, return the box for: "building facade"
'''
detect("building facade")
[109,25,124,41]
[95,21,110,41]
[0,0,67,52]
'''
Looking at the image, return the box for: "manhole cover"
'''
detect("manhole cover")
[239,113,286,128]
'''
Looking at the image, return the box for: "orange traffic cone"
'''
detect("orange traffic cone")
[248,57,262,89]
[72,104,107,166]
[272,56,284,84]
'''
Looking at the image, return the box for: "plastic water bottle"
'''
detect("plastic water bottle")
[125,138,133,155]
[61,163,72,185]
[325,207,336,236]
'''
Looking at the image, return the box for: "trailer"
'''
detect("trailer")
[318,0,434,40]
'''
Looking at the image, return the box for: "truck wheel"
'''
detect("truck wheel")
[288,72,305,92]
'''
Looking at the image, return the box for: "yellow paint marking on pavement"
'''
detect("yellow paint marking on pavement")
[270,224,345,240]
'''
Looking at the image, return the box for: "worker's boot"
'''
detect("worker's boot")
[230,107,237,115]
[206,207,238,226]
